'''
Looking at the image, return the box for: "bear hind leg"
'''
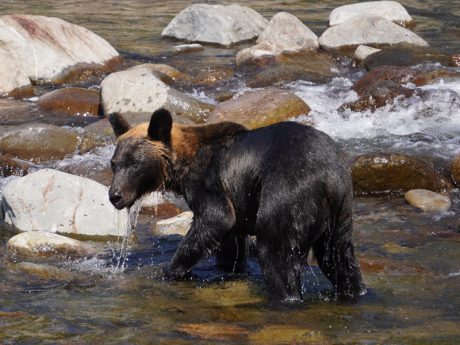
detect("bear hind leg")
[216,232,249,274]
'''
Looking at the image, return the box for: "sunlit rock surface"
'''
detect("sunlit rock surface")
[404,189,451,212]
[319,15,428,52]
[161,4,268,46]
[329,1,413,27]
[0,47,33,98]
[7,231,96,260]
[0,14,121,83]
[1,169,128,237]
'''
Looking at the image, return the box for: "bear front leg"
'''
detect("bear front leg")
[167,198,236,278]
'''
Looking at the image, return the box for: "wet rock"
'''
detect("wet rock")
[450,156,460,187]
[354,45,381,62]
[351,153,448,196]
[0,123,78,161]
[236,12,318,66]
[189,67,234,88]
[0,14,121,83]
[161,4,268,46]
[7,231,96,260]
[194,281,263,307]
[140,201,183,220]
[450,54,460,67]
[249,325,325,345]
[171,43,204,55]
[78,118,116,154]
[241,51,338,88]
[319,15,428,53]
[100,64,215,124]
[153,211,193,237]
[56,160,112,187]
[363,44,455,70]
[177,323,249,341]
[208,88,310,129]
[0,155,30,178]
[1,169,129,237]
[0,47,34,98]
[329,1,413,27]
[37,88,101,116]
[351,65,460,97]
[14,262,76,280]
[339,80,415,112]
[405,189,451,212]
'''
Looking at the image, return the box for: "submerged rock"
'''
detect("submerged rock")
[38,88,101,116]
[177,322,249,341]
[153,211,193,237]
[100,64,215,124]
[236,12,318,66]
[14,262,78,280]
[329,1,413,27]
[0,123,78,161]
[208,88,310,129]
[404,189,451,212]
[7,231,96,261]
[1,169,128,237]
[161,4,268,46]
[0,47,34,98]
[319,15,428,53]
[0,155,30,178]
[351,153,448,196]
[171,43,204,55]
[0,14,121,83]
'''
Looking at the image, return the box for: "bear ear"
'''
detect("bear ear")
[148,108,173,143]
[108,113,131,137]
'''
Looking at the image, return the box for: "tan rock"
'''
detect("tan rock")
[208,88,310,129]
[153,211,193,237]
[405,189,451,212]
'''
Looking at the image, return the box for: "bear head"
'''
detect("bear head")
[108,108,173,210]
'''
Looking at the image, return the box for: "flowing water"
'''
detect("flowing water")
[0,1,460,344]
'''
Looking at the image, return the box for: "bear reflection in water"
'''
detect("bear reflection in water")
[108,108,366,302]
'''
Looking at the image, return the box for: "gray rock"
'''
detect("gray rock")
[153,211,193,236]
[0,14,120,83]
[404,189,451,212]
[236,12,318,66]
[354,45,382,62]
[7,231,96,260]
[100,64,214,123]
[162,4,268,46]
[0,47,33,98]
[319,15,428,52]
[329,1,413,26]
[2,169,129,237]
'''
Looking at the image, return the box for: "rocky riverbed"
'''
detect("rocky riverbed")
[0,1,459,344]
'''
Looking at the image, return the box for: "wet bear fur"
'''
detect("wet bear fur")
[108,108,366,301]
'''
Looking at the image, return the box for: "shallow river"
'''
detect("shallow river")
[0,1,460,344]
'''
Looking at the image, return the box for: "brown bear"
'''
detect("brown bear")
[108,108,366,302]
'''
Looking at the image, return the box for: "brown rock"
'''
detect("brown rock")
[140,201,183,219]
[38,87,101,116]
[0,124,78,161]
[240,51,337,88]
[450,54,460,67]
[351,153,448,196]
[339,80,415,112]
[450,156,460,187]
[363,44,454,71]
[0,154,30,178]
[208,88,310,129]
[177,323,249,341]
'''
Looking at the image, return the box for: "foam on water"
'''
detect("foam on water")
[288,76,460,158]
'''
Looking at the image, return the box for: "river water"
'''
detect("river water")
[0,1,460,344]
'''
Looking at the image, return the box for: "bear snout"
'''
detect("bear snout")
[109,189,125,210]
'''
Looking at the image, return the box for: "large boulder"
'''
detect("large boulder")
[161,4,268,46]
[100,64,215,124]
[0,14,121,83]
[208,88,310,129]
[37,88,101,116]
[351,153,449,196]
[1,169,128,237]
[0,47,34,98]
[0,123,78,161]
[329,1,413,27]
[319,15,428,53]
[236,12,318,66]
[7,231,96,261]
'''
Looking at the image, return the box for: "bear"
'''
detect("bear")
[108,108,366,302]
